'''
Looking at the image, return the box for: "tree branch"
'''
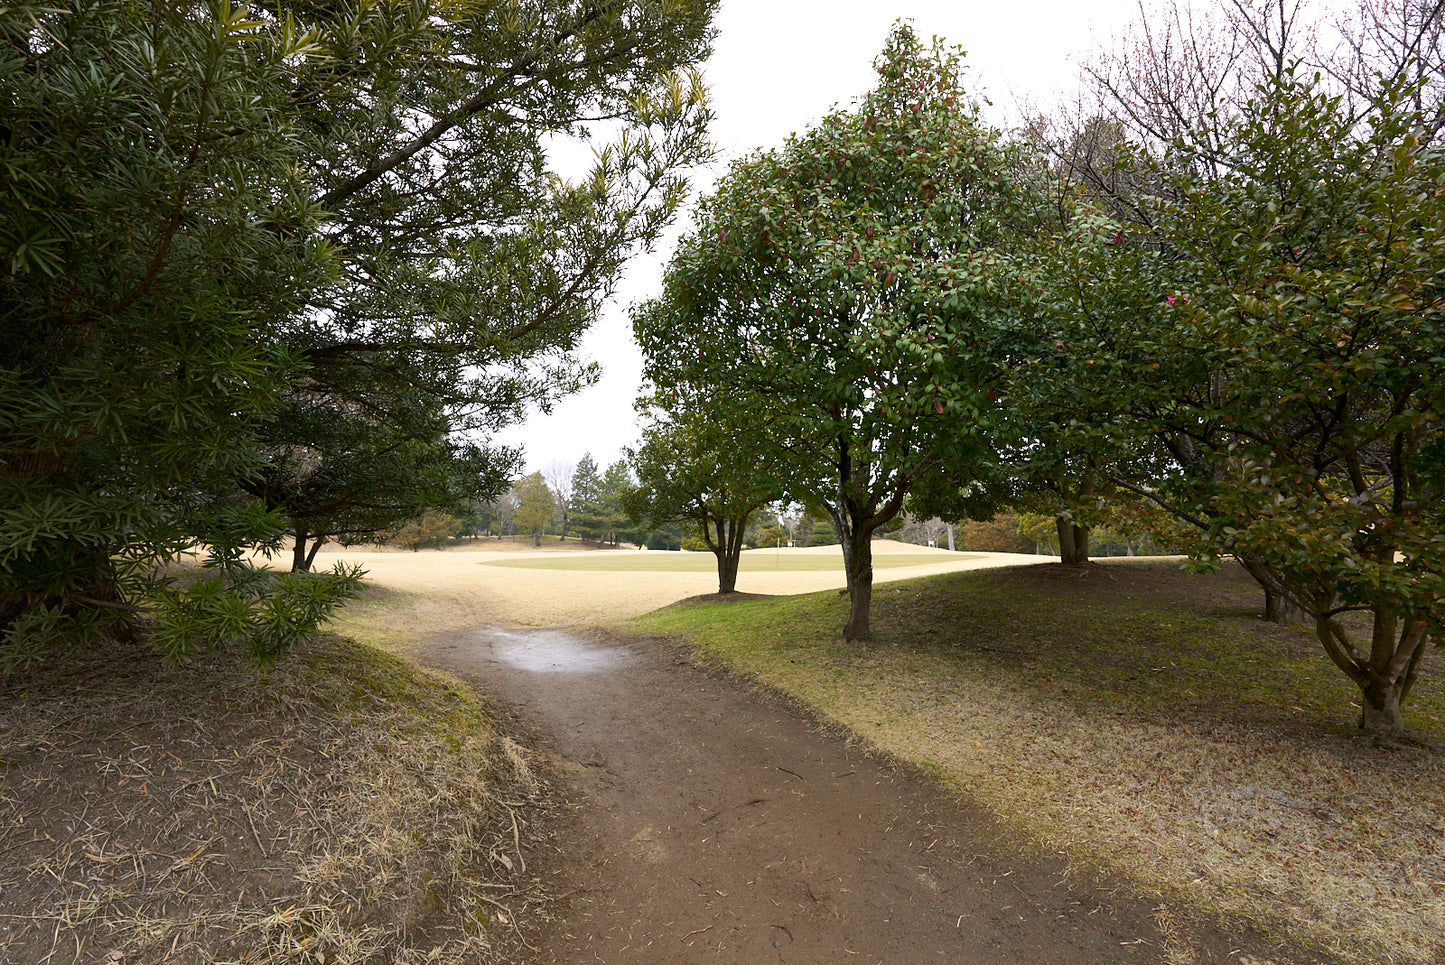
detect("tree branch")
[1106,473,1211,530]
[316,4,612,209]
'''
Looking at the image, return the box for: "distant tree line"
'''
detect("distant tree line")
[457,455,659,549]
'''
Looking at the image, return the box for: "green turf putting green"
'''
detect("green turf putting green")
[478,551,985,573]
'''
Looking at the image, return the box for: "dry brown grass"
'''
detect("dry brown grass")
[790,651,1445,963]
[2,539,988,965]
[18,544,1429,963]
[0,635,543,965]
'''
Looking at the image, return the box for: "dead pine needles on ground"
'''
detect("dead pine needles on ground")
[0,634,545,965]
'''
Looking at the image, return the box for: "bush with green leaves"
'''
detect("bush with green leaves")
[386,511,463,553]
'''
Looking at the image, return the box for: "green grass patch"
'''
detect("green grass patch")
[481,549,985,573]
[328,581,426,652]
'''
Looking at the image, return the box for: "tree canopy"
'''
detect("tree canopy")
[1022,68,1445,737]
[0,0,716,666]
[624,394,786,593]
[1154,73,1445,737]
[634,24,1046,638]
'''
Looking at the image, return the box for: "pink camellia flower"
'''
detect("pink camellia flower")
[1167,295,1176,306]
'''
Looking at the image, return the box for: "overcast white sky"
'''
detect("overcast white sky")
[494,0,1154,474]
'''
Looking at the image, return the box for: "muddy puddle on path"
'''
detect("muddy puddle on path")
[423,628,1329,965]
[485,628,639,674]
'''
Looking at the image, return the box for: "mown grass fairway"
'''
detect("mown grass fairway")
[315,540,1041,640]
[631,558,1445,965]
[480,547,987,573]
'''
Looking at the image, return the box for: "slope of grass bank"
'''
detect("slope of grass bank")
[632,559,1445,964]
[0,636,541,965]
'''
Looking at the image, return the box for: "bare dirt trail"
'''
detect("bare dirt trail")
[421,626,1331,965]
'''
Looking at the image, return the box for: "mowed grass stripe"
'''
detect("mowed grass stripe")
[479,551,988,573]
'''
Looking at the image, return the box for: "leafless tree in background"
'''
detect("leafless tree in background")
[544,460,576,541]
[1330,0,1445,139]
[487,489,518,538]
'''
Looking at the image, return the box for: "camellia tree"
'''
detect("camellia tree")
[1162,74,1445,737]
[1,0,715,665]
[623,391,786,593]
[634,24,1045,638]
[1034,71,1445,737]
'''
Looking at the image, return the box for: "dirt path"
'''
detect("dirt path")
[420,624,1331,965]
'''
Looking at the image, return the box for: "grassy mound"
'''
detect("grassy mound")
[632,558,1445,964]
[0,635,542,965]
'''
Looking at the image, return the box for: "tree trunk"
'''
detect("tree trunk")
[822,435,903,640]
[304,535,325,571]
[1239,557,1308,625]
[715,521,739,595]
[715,549,740,593]
[708,514,751,594]
[1357,681,1407,737]
[1056,516,1090,565]
[1315,609,1429,739]
[840,528,874,640]
[946,523,956,552]
[532,532,541,547]
[1263,589,1306,624]
[292,527,311,572]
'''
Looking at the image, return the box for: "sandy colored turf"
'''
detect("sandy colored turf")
[479,548,994,572]
[321,540,1048,644]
